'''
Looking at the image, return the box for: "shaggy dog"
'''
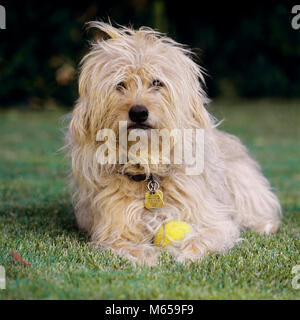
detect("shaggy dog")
[66,22,281,265]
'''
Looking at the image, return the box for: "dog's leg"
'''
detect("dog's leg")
[88,199,162,265]
[156,173,241,262]
[167,218,241,263]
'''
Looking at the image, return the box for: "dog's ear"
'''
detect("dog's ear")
[86,21,124,41]
[69,98,91,144]
[190,96,211,128]
[179,52,211,128]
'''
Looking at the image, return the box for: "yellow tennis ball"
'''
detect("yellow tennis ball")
[154,220,192,247]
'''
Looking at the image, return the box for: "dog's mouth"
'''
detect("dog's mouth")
[127,123,152,130]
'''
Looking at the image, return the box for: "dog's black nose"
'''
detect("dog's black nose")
[129,105,149,123]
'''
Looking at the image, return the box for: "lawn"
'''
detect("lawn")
[0,99,299,299]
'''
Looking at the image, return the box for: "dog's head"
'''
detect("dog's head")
[69,22,212,177]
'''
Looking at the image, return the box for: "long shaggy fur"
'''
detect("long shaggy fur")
[66,22,281,265]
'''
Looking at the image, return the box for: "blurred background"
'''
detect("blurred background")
[0,0,300,107]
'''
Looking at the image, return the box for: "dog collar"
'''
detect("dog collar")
[123,173,164,208]
[125,173,147,182]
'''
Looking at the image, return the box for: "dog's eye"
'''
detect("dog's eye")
[116,82,127,91]
[151,80,163,88]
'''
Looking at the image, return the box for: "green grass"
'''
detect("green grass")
[0,99,299,299]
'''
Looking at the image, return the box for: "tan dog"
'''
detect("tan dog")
[66,22,281,265]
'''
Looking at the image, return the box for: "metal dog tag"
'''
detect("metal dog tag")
[145,176,164,209]
[145,190,164,209]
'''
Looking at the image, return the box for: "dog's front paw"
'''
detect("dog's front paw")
[165,224,241,263]
[111,243,160,266]
[164,236,209,263]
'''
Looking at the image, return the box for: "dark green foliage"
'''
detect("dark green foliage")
[0,1,300,107]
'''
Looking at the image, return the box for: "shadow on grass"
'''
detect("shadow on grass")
[2,198,90,246]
